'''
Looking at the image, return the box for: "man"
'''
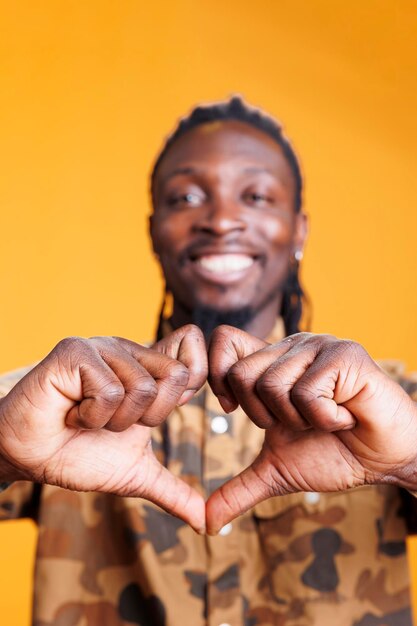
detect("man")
[1,97,417,626]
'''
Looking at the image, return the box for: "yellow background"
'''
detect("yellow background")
[0,1,416,623]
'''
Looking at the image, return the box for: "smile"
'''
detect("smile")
[188,253,259,286]
[196,254,254,273]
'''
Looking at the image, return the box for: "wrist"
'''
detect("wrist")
[0,451,21,483]
[0,400,26,483]
[378,456,417,492]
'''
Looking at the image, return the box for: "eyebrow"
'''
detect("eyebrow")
[242,167,274,175]
[162,167,200,182]
[163,165,274,182]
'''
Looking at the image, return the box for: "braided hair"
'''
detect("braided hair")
[151,96,310,340]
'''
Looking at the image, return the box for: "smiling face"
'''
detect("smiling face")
[150,120,307,339]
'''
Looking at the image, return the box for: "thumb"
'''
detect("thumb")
[208,325,267,413]
[205,452,273,535]
[140,454,206,534]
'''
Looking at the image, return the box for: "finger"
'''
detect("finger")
[9,337,132,432]
[66,357,126,430]
[205,452,277,534]
[227,350,283,428]
[290,342,361,432]
[139,455,206,534]
[87,340,159,431]
[211,330,308,428]
[255,343,321,431]
[153,324,208,405]
[208,325,267,413]
[112,338,190,426]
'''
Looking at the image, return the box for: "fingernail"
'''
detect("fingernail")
[178,389,196,406]
[195,523,206,535]
[218,395,238,413]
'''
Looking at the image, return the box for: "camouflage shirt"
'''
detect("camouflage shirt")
[1,321,417,626]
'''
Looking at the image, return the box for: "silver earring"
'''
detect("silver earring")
[294,250,303,262]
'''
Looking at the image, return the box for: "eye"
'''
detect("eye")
[243,191,273,207]
[167,192,204,208]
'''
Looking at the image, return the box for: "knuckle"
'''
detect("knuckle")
[88,335,111,346]
[289,331,324,345]
[183,323,203,337]
[165,362,189,387]
[130,379,158,404]
[332,339,368,366]
[255,373,276,396]
[227,361,251,386]
[291,380,315,406]
[256,369,290,397]
[213,324,233,337]
[99,381,125,405]
[299,332,335,348]
[56,336,86,353]
[210,324,234,345]
[315,333,337,342]
[341,339,363,356]
[89,336,120,350]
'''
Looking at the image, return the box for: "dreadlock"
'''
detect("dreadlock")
[152,96,310,341]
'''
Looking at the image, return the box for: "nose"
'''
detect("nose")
[192,197,247,236]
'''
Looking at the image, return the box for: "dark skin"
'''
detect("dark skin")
[151,120,417,533]
[0,119,416,538]
[206,326,417,533]
[150,120,307,339]
[0,327,208,532]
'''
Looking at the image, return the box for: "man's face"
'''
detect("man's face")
[150,121,307,321]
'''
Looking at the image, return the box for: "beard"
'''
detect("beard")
[191,305,256,339]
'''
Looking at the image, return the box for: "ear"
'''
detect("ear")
[293,212,308,255]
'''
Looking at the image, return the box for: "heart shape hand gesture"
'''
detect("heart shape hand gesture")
[1,324,416,536]
[205,326,417,533]
[0,326,208,532]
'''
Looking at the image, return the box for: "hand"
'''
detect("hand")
[0,325,207,532]
[206,326,417,534]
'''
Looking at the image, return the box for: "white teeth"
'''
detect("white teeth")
[196,254,254,273]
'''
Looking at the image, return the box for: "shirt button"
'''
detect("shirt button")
[211,415,229,434]
[304,492,320,505]
[218,522,233,536]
